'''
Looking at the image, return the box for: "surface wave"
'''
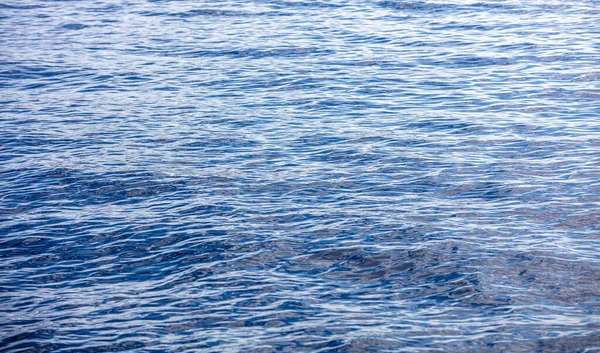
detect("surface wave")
[2,0,600,352]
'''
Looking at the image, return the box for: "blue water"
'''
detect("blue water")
[1,0,600,352]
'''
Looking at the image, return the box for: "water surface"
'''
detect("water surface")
[1,0,600,352]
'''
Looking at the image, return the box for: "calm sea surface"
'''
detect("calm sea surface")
[2,0,600,352]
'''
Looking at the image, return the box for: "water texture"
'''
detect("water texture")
[1,0,600,352]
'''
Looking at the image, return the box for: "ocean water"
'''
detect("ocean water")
[1,0,600,352]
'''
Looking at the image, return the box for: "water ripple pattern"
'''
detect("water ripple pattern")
[2,0,600,352]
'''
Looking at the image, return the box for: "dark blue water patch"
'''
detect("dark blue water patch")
[375,1,517,13]
[0,3,45,9]
[60,23,89,30]
[81,4,123,13]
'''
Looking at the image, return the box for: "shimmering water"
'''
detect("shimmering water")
[2,0,600,352]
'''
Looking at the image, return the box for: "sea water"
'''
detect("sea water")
[1,0,600,352]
